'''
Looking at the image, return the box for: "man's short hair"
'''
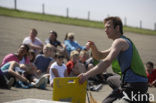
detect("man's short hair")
[49,30,57,38]
[104,16,123,34]
[31,28,38,35]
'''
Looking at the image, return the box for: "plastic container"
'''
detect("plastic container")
[53,77,87,103]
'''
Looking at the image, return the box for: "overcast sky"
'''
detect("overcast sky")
[0,0,156,30]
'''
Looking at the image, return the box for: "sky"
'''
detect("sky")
[0,0,156,30]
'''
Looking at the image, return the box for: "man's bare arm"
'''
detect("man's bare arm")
[78,39,129,83]
[90,43,111,60]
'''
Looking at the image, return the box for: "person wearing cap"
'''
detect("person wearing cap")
[64,32,86,57]
[23,28,43,55]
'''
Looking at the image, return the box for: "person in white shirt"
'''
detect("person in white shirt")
[49,52,67,87]
[23,28,43,54]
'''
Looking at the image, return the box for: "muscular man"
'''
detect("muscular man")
[78,17,148,103]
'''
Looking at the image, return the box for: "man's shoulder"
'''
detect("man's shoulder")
[35,54,43,59]
[35,37,42,41]
[112,38,127,46]
[23,36,31,43]
[23,36,30,40]
[115,37,127,42]
[45,39,50,43]
[56,40,61,45]
[34,37,43,45]
[112,38,129,51]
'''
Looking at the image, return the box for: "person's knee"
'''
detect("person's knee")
[107,75,121,90]
[106,76,114,84]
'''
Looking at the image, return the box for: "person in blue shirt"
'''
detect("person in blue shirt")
[64,32,86,57]
[34,44,55,75]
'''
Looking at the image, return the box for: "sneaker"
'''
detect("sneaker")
[30,82,36,87]
[15,81,29,89]
[38,77,48,89]
[6,77,14,89]
[35,76,46,88]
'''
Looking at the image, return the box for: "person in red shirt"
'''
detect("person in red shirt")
[146,61,156,87]
[66,50,86,76]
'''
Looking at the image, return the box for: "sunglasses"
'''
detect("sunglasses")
[58,56,64,59]
[69,36,74,39]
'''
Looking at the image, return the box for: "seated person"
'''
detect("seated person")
[146,61,156,87]
[66,50,86,77]
[45,30,67,59]
[79,50,90,70]
[34,44,55,76]
[23,28,43,54]
[0,61,29,89]
[28,49,36,63]
[64,33,86,57]
[49,52,67,87]
[45,30,65,49]
[1,44,30,67]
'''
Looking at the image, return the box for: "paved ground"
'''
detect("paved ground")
[0,16,156,103]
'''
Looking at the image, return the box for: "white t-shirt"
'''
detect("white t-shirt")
[23,36,43,46]
[49,62,67,84]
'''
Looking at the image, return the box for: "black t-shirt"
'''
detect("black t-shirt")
[48,39,61,47]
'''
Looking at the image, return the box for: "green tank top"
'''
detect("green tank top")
[112,36,147,78]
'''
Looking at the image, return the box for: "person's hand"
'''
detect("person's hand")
[85,41,94,50]
[78,73,87,84]
[36,70,41,75]
[50,83,53,88]
[148,83,153,87]
[152,80,156,87]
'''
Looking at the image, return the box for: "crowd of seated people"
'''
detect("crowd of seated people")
[0,28,88,89]
[0,28,155,90]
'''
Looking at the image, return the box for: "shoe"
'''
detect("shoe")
[15,81,29,89]
[28,83,34,88]
[35,76,46,88]
[6,77,14,89]
[38,77,48,89]
[30,82,36,87]
[38,83,46,89]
